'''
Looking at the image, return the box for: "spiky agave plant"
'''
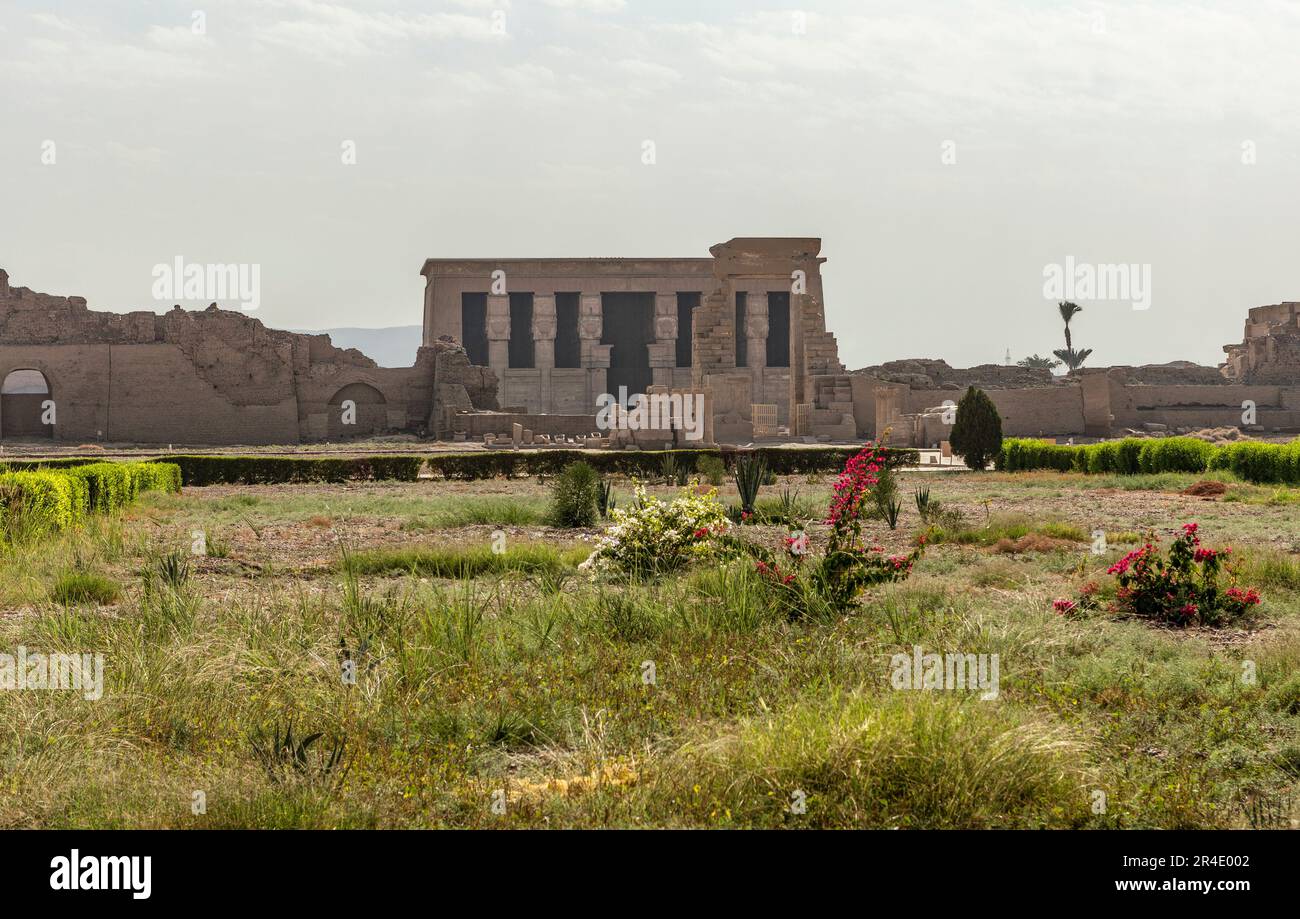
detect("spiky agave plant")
[732,452,768,517]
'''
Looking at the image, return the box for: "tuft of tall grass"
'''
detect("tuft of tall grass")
[50,571,121,606]
[921,513,1087,547]
[340,542,589,579]
[647,690,1093,828]
[1236,550,1300,592]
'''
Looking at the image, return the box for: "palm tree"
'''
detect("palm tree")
[1058,301,1082,351]
[1052,301,1091,370]
[1052,346,1093,371]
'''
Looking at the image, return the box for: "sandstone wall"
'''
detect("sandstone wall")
[0,270,444,445]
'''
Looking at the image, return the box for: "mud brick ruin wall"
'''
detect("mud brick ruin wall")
[853,355,1300,448]
[0,269,495,444]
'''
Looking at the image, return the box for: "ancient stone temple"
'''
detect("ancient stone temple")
[419,237,852,444]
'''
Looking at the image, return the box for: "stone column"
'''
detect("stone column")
[532,294,557,413]
[579,294,610,415]
[486,293,510,406]
[746,291,769,411]
[649,292,678,388]
[789,291,807,421]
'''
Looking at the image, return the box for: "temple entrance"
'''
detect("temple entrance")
[1,369,53,439]
[601,292,654,398]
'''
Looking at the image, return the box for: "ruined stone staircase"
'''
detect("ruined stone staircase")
[809,373,857,440]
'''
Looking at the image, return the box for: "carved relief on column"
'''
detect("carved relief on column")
[653,292,679,345]
[745,294,769,370]
[530,293,556,412]
[578,293,611,410]
[578,294,602,347]
[486,293,510,405]
[649,292,678,384]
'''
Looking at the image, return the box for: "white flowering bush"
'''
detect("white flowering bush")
[580,484,730,576]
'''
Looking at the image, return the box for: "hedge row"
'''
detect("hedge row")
[996,436,1300,484]
[166,455,424,487]
[0,461,182,533]
[423,446,920,481]
[1209,440,1300,484]
[5,447,919,488]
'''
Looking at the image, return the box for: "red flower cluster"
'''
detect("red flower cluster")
[1225,586,1261,606]
[825,446,883,532]
[754,560,796,585]
[1107,544,1154,577]
[1085,522,1262,627]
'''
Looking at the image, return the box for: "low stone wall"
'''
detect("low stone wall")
[452,411,598,439]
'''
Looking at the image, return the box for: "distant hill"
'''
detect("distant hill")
[291,325,423,368]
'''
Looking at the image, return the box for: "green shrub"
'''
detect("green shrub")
[546,462,601,528]
[697,454,726,486]
[583,485,730,576]
[949,387,1003,470]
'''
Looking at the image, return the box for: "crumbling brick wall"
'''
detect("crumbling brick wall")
[0,269,439,445]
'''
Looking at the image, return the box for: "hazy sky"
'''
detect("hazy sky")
[3,0,1299,370]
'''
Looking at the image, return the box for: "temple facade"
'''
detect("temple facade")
[420,237,853,443]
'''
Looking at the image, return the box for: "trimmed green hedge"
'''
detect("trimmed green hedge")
[1209,440,1300,484]
[424,446,919,481]
[0,470,82,531]
[996,436,1300,485]
[0,461,181,533]
[166,454,424,486]
[4,447,920,489]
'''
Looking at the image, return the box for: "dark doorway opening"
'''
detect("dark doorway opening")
[460,293,488,366]
[601,292,654,398]
[508,293,535,368]
[676,292,699,368]
[555,292,581,368]
[767,292,791,367]
[1,369,53,439]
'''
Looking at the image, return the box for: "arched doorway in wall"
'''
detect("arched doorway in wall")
[1,369,54,439]
[327,382,388,439]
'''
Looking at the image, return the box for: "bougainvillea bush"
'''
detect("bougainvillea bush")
[1055,522,1261,627]
[753,442,924,617]
[580,484,730,576]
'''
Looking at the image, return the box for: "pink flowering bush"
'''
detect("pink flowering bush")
[750,442,924,617]
[1057,522,1261,627]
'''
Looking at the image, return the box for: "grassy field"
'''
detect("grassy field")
[1,467,1299,828]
